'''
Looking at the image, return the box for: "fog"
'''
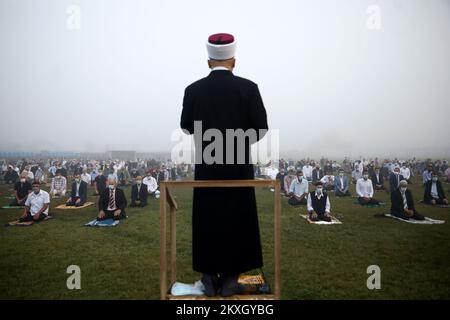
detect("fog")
[1,0,449,159]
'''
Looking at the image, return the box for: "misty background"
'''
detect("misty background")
[0,0,449,159]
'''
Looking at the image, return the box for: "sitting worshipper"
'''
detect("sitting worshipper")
[351,166,361,184]
[423,172,448,205]
[65,173,88,206]
[445,167,450,183]
[312,165,324,184]
[97,179,127,221]
[283,167,296,195]
[24,168,34,182]
[158,165,170,183]
[94,170,107,195]
[143,171,158,197]
[130,176,149,207]
[400,164,412,184]
[80,169,91,185]
[334,169,351,197]
[4,165,19,184]
[390,180,424,221]
[288,170,309,206]
[302,163,313,182]
[356,170,382,205]
[422,163,434,185]
[389,167,405,193]
[56,163,68,179]
[371,167,386,190]
[19,181,50,222]
[50,169,67,197]
[118,166,131,186]
[33,166,45,183]
[275,168,287,194]
[307,182,332,222]
[11,173,32,206]
[319,172,335,191]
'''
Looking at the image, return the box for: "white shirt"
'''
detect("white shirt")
[431,182,439,199]
[25,190,50,216]
[143,176,158,193]
[211,66,230,71]
[307,192,331,213]
[75,181,81,197]
[289,177,309,197]
[81,173,91,184]
[302,165,313,179]
[400,167,410,180]
[356,178,374,198]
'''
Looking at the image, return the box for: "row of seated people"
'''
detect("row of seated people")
[11,174,160,221]
[285,168,448,208]
[13,174,448,225]
[294,179,445,223]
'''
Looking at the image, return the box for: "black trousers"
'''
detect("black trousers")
[391,209,425,221]
[130,199,147,207]
[358,197,380,205]
[19,211,47,222]
[66,197,85,207]
[97,209,126,221]
[425,198,446,205]
[309,212,332,222]
[335,189,351,197]
[288,196,307,206]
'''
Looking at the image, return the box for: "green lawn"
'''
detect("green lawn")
[0,176,449,299]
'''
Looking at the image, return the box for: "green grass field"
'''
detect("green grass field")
[0,176,449,299]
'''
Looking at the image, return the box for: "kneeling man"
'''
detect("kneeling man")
[19,181,50,222]
[130,176,148,207]
[390,180,424,220]
[307,182,332,222]
[97,179,127,221]
[66,173,88,207]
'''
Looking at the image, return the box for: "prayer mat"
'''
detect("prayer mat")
[353,200,385,208]
[5,215,53,227]
[381,213,445,224]
[56,201,94,210]
[299,213,342,225]
[84,218,120,227]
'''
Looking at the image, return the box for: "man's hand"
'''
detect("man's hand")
[33,213,41,221]
[114,209,121,217]
[98,210,105,219]
[404,209,414,217]
[310,211,318,220]
[75,198,81,204]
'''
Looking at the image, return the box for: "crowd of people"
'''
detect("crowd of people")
[1,158,193,222]
[0,156,448,224]
[260,157,449,222]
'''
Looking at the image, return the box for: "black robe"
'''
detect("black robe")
[180,69,268,274]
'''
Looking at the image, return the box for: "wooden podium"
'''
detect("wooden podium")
[159,179,281,300]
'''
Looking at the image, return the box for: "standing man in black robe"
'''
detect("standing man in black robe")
[180,33,268,297]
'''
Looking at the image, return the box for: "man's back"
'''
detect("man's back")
[181,70,268,180]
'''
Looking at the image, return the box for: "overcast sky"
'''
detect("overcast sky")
[1,0,449,158]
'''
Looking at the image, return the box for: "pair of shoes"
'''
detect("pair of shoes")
[201,273,219,297]
[219,274,239,297]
